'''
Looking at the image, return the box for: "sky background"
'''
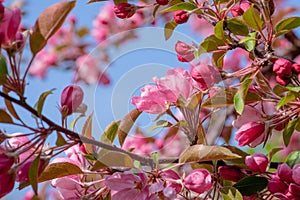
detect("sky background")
[2,0,300,199]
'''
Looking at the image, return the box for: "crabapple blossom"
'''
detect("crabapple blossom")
[0,172,15,198]
[231,7,244,17]
[175,41,195,62]
[160,170,182,194]
[292,63,300,73]
[273,58,292,77]
[174,10,189,24]
[16,157,46,183]
[218,166,246,182]
[156,0,169,6]
[292,164,300,185]
[0,149,14,174]
[60,85,84,116]
[113,3,136,19]
[245,153,268,173]
[235,122,265,147]
[183,169,212,194]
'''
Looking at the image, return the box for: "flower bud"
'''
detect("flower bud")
[289,183,300,198]
[113,3,136,19]
[245,152,268,173]
[292,63,300,73]
[60,85,84,116]
[0,151,14,174]
[275,75,290,86]
[235,122,265,147]
[292,164,300,185]
[0,172,15,198]
[183,169,212,194]
[268,175,288,194]
[218,166,245,182]
[231,7,244,17]
[175,41,195,62]
[0,2,4,22]
[174,10,189,24]
[273,58,292,77]
[156,0,169,5]
[278,163,293,183]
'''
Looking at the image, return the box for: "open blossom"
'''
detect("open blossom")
[105,171,149,200]
[235,121,265,147]
[183,169,212,194]
[29,50,57,79]
[245,153,268,173]
[190,63,221,91]
[132,68,194,114]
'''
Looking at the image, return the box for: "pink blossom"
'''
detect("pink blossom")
[131,84,168,114]
[175,41,195,62]
[183,169,212,194]
[156,0,169,6]
[153,68,193,102]
[292,164,300,185]
[174,10,189,24]
[288,183,300,198]
[0,172,15,198]
[123,134,154,155]
[16,157,46,182]
[105,171,149,200]
[113,3,136,19]
[245,152,268,173]
[60,85,84,116]
[232,106,263,129]
[0,7,21,47]
[273,58,292,77]
[218,166,245,182]
[160,170,182,193]
[190,63,221,91]
[292,63,300,73]
[235,122,265,147]
[74,55,110,85]
[278,163,293,183]
[0,149,14,174]
[231,7,244,17]
[268,174,288,194]
[189,15,213,35]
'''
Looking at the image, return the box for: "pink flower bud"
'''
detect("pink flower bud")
[60,85,84,116]
[245,152,268,173]
[275,75,290,86]
[0,151,14,174]
[0,7,21,47]
[175,41,195,62]
[218,166,245,182]
[156,0,169,5]
[278,163,293,183]
[113,3,136,19]
[273,58,292,77]
[289,183,300,198]
[191,64,221,91]
[292,164,300,185]
[0,173,15,198]
[268,175,288,194]
[0,3,4,22]
[160,170,182,193]
[183,169,212,194]
[15,32,24,50]
[292,63,300,73]
[231,7,244,17]
[174,10,189,24]
[235,122,265,147]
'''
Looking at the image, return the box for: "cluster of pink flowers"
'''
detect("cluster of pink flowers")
[273,58,300,86]
[268,163,300,199]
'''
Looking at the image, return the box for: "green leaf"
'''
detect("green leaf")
[28,156,40,195]
[97,151,134,167]
[38,162,83,183]
[152,4,160,18]
[0,55,8,85]
[101,121,120,144]
[212,51,226,68]
[151,152,159,164]
[150,120,172,131]
[164,21,177,40]
[113,0,127,4]
[283,118,297,147]
[82,113,94,153]
[234,78,252,114]
[242,5,263,31]
[234,176,268,196]
[234,93,244,115]
[179,145,241,163]
[161,2,197,12]
[286,151,300,168]
[118,109,142,147]
[277,91,298,109]
[0,109,13,123]
[186,92,203,110]
[87,0,108,3]
[275,16,300,36]
[295,119,300,132]
[227,18,249,36]
[30,1,76,54]
[269,147,283,162]
[239,32,256,51]
[199,35,225,54]
[4,97,20,121]
[35,89,56,116]
[56,132,67,147]
[255,71,274,96]
[220,187,243,200]
[202,87,261,108]
[214,20,224,40]
[286,86,300,92]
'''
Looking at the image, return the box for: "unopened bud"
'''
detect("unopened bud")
[113,3,136,19]
[60,85,84,117]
